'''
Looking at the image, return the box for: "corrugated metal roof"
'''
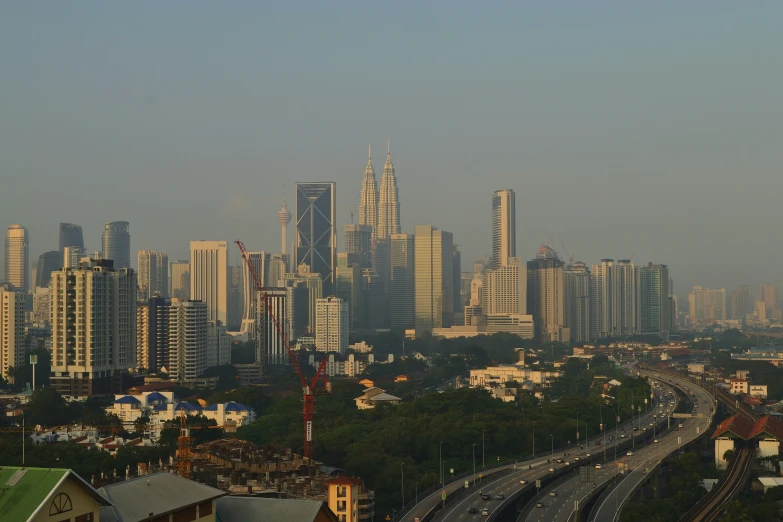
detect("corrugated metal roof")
[215,497,337,522]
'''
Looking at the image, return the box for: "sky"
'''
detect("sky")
[1,1,782,298]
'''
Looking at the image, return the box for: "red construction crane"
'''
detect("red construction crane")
[235,240,329,461]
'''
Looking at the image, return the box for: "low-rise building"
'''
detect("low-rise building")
[98,471,225,522]
[729,379,749,395]
[354,387,402,410]
[309,352,393,378]
[688,363,707,374]
[749,384,768,398]
[328,476,375,522]
[469,365,560,388]
[0,466,111,522]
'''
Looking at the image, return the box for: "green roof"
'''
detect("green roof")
[0,466,111,522]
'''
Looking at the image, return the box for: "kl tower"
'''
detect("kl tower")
[277,187,292,256]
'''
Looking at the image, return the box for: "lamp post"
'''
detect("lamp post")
[550,435,554,462]
[401,463,404,509]
[532,421,536,457]
[472,444,476,486]
[482,430,485,469]
[439,442,443,487]
[576,412,580,448]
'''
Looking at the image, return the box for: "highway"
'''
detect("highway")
[523,380,684,522]
[426,383,674,522]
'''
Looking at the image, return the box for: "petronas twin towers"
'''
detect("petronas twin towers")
[358,140,400,239]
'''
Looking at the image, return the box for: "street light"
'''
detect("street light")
[401,463,405,509]
[482,430,486,469]
[550,435,554,462]
[576,412,580,448]
[439,442,443,487]
[472,444,476,486]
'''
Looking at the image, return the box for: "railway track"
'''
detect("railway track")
[678,447,754,522]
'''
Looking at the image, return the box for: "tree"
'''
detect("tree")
[723,449,735,462]
[27,387,75,426]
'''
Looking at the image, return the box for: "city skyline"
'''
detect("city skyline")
[2,3,783,294]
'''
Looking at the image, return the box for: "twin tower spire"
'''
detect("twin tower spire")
[359,140,400,240]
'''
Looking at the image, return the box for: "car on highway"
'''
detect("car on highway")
[627,451,634,456]
[586,453,591,457]
[495,494,504,500]
[595,464,602,469]
[549,491,557,497]
[679,423,683,428]
[536,502,545,509]
[481,508,489,516]
[549,467,555,473]
[481,494,492,501]
[654,439,659,443]
[556,458,564,463]
[520,479,527,485]
[574,456,580,461]
[468,507,478,514]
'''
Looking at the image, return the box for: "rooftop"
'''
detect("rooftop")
[216,496,337,522]
[99,471,225,522]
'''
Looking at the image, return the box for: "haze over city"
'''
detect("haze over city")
[2,1,783,295]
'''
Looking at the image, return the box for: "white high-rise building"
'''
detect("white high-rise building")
[612,260,638,336]
[482,257,526,315]
[268,255,287,287]
[491,190,516,268]
[315,297,349,354]
[168,300,208,381]
[377,140,400,240]
[5,224,29,294]
[390,233,415,329]
[590,259,614,339]
[0,287,25,384]
[240,252,269,338]
[138,250,169,300]
[358,144,378,239]
[50,258,137,397]
[189,241,229,325]
[565,262,591,344]
[169,260,190,299]
[208,321,231,368]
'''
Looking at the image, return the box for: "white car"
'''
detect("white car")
[653,439,659,443]
[595,464,602,470]
[627,451,634,456]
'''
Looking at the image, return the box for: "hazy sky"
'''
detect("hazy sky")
[2,2,782,297]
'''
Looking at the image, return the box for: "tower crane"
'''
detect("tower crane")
[235,240,329,461]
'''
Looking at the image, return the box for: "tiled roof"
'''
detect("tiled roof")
[114,395,141,405]
[328,476,361,485]
[712,414,783,441]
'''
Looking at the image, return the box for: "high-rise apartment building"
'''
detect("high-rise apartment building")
[136,302,150,371]
[63,246,85,270]
[285,266,323,334]
[358,144,378,239]
[564,262,591,344]
[730,286,752,320]
[35,250,62,289]
[612,260,638,336]
[207,322,231,368]
[189,241,229,325]
[377,141,400,240]
[0,287,25,384]
[137,250,169,300]
[590,259,614,339]
[390,233,414,329]
[256,287,291,370]
[138,296,172,374]
[336,253,363,330]
[482,257,526,315]
[268,255,288,287]
[414,225,454,332]
[296,182,336,294]
[758,284,780,320]
[315,297,349,354]
[169,260,190,300]
[344,224,373,269]
[228,266,243,328]
[59,223,85,252]
[50,258,137,397]
[527,252,568,342]
[32,287,50,328]
[688,286,726,324]
[101,221,131,269]
[5,224,29,294]
[491,190,516,268]
[240,252,269,338]
[168,300,208,381]
[638,263,669,336]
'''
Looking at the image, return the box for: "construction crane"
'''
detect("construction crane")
[177,411,192,478]
[236,240,329,461]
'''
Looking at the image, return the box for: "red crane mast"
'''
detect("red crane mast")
[235,240,329,461]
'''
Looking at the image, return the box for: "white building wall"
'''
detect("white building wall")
[0,289,26,384]
[189,241,228,325]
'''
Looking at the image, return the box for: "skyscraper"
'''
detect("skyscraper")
[35,250,62,289]
[240,252,269,338]
[590,259,614,339]
[377,140,400,240]
[688,286,726,324]
[344,224,373,268]
[482,257,526,315]
[278,191,292,257]
[527,251,568,342]
[491,189,516,268]
[295,182,336,294]
[169,260,190,300]
[101,221,131,269]
[138,250,169,300]
[336,253,363,329]
[189,240,229,325]
[452,246,463,325]
[414,225,454,332]
[564,262,591,344]
[315,297,349,354]
[168,300,208,381]
[612,260,638,336]
[50,258,137,397]
[639,263,670,336]
[256,287,290,370]
[730,286,752,320]
[5,224,29,294]
[59,223,84,251]
[358,144,378,239]
[0,287,25,384]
